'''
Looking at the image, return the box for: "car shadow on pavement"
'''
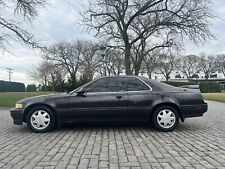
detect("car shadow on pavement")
[176,121,210,132]
[9,120,208,133]
[58,120,209,133]
[59,122,154,131]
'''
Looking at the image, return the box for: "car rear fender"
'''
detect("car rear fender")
[151,97,184,122]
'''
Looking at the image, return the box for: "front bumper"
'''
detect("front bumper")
[180,103,208,118]
[10,108,24,125]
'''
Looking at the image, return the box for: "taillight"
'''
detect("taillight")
[195,105,204,111]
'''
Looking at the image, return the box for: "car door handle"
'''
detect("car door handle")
[116,95,122,99]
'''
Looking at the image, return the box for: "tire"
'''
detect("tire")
[26,106,56,133]
[152,105,179,132]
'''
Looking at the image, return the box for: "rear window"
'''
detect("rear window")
[141,78,175,91]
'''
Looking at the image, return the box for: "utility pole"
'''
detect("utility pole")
[6,68,13,82]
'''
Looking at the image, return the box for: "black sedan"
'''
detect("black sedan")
[10,76,208,132]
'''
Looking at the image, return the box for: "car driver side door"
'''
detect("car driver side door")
[65,77,129,123]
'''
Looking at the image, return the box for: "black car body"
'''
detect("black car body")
[10,76,207,132]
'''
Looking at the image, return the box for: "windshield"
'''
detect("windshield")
[69,81,92,94]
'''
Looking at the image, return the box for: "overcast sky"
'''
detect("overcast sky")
[0,0,225,85]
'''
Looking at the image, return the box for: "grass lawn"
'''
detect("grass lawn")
[202,93,225,103]
[0,92,54,108]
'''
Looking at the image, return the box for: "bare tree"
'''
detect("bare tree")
[131,39,147,76]
[100,48,124,76]
[216,54,225,77]
[29,60,66,91]
[79,41,101,81]
[45,63,66,91]
[156,54,178,81]
[0,0,46,50]
[178,55,201,81]
[199,54,217,80]
[131,37,173,75]
[143,53,160,79]
[29,61,50,91]
[44,41,82,86]
[82,0,213,75]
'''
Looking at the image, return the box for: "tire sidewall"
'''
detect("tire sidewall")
[152,105,179,132]
[26,106,55,133]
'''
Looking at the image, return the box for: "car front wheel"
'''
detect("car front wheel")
[152,106,179,132]
[26,106,56,133]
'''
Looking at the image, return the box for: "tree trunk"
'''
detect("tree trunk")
[117,69,120,75]
[166,76,169,81]
[134,61,142,76]
[107,69,111,76]
[147,72,152,79]
[205,73,209,80]
[51,74,55,92]
[124,45,132,75]
[134,66,140,76]
[187,76,191,82]
[70,72,76,87]
[44,76,47,91]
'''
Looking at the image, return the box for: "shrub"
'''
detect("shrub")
[0,80,25,92]
[26,84,37,92]
[199,82,220,93]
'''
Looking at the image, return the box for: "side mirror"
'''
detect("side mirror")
[76,90,86,97]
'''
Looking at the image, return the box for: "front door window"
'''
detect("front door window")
[85,77,127,93]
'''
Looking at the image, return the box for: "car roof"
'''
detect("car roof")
[97,75,155,82]
[96,75,145,79]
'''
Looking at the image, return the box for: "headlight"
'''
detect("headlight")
[15,103,24,109]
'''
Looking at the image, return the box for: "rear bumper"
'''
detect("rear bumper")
[10,108,24,125]
[180,103,208,118]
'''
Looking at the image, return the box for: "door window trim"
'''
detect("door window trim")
[131,77,152,92]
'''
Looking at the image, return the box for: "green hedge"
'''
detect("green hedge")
[199,82,220,93]
[0,80,25,92]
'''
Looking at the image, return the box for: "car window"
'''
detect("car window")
[85,77,127,93]
[141,77,175,91]
[127,77,150,91]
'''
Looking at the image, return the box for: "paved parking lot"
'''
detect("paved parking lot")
[0,101,225,169]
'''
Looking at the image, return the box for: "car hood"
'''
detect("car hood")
[17,93,69,104]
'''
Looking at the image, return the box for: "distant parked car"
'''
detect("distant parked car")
[10,76,208,133]
[180,85,200,90]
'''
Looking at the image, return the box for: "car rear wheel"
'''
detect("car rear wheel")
[26,106,56,133]
[152,105,179,132]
